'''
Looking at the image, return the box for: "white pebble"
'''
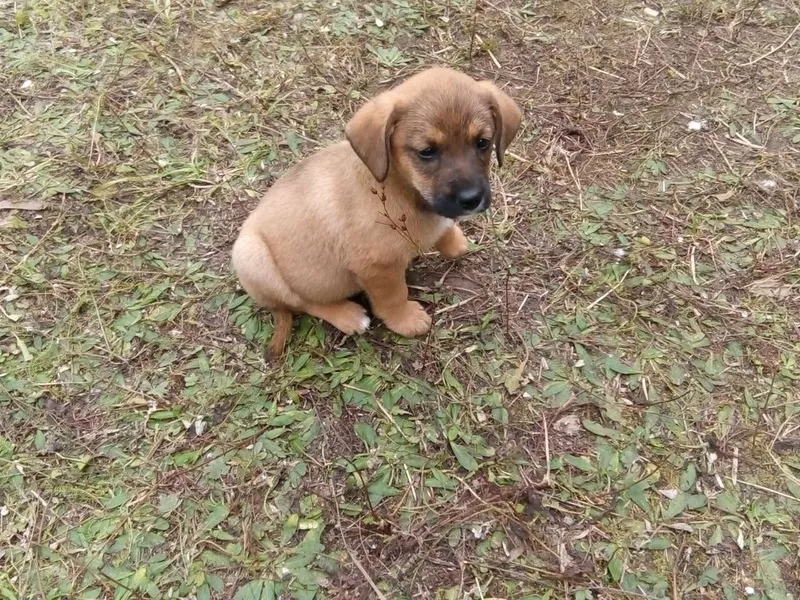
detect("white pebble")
[471,524,487,539]
[687,119,706,131]
[757,179,777,191]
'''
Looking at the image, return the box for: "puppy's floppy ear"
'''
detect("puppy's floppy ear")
[345,93,402,182]
[477,81,522,167]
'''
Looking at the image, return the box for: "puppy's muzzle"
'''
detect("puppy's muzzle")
[433,181,491,218]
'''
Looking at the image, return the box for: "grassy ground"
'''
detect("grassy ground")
[2,0,800,598]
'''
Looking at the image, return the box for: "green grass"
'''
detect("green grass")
[2,1,800,599]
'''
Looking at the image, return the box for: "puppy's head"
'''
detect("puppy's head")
[345,68,522,219]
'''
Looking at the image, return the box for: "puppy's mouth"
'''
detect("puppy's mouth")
[430,186,491,218]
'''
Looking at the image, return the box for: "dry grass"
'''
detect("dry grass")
[1,0,800,598]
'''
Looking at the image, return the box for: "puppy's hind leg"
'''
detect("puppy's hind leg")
[232,232,303,357]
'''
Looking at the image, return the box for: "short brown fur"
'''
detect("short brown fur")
[231,68,522,356]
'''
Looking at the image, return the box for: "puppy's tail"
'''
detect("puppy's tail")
[267,309,293,358]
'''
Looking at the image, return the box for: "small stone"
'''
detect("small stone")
[757,179,777,192]
[553,414,581,436]
[687,119,706,131]
[470,524,487,539]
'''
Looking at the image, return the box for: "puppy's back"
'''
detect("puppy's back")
[238,142,370,302]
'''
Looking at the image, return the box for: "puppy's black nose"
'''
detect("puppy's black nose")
[456,187,483,211]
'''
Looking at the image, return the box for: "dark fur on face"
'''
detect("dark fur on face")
[345,68,522,219]
[393,93,495,217]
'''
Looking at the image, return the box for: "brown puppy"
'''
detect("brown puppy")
[231,67,522,356]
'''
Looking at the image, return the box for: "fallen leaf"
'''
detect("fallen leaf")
[583,419,625,441]
[713,189,735,202]
[450,441,479,472]
[1,287,20,302]
[605,354,640,375]
[13,334,32,361]
[0,200,45,211]
[504,361,526,394]
[748,277,794,299]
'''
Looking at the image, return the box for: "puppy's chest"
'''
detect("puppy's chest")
[373,204,452,258]
[411,216,453,252]
[429,217,454,245]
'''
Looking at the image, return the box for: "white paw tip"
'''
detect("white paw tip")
[358,315,371,332]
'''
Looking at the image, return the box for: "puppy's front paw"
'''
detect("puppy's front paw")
[329,301,371,335]
[436,225,470,260]
[384,301,431,337]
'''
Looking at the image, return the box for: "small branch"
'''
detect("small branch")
[372,186,421,253]
[732,0,765,41]
[738,20,800,66]
[586,269,630,311]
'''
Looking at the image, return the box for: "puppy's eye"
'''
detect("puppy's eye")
[417,146,438,160]
[476,137,491,151]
